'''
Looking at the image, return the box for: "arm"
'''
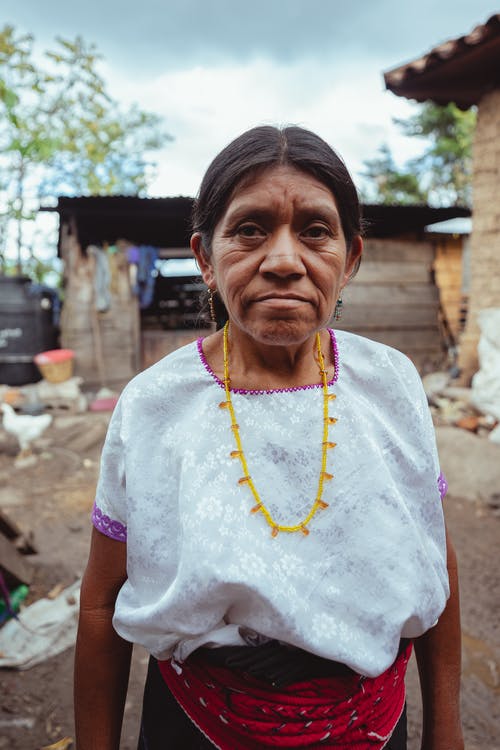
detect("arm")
[74,527,132,750]
[414,524,464,750]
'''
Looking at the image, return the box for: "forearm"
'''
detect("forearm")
[74,604,133,750]
[414,530,463,750]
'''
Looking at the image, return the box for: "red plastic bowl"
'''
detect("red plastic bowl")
[34,349,74,365]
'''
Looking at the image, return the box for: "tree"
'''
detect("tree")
[0,26,172,273]
[361,102,476,207]
[0,26,54,272]
[361,144,429,205]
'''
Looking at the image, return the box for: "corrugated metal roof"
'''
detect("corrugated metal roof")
[384,13,500,108]
[44,196,195,254]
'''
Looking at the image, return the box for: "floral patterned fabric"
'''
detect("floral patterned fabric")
[93,330,449,678]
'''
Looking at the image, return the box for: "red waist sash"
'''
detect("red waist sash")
[158,642,412,749]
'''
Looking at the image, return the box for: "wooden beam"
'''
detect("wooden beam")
[0,533,34,588]
[157,247,192,259]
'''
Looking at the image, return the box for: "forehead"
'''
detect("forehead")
[223,165,340,217]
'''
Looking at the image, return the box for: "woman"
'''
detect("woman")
[75,126,463,749]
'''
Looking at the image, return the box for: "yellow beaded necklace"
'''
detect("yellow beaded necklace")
[220,321,337,538]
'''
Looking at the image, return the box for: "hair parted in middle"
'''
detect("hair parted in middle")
[192,125,363,266]
[193,125,363,329]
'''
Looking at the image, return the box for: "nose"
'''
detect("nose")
[259,228,306,278]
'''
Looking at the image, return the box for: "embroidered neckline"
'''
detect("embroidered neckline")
[197,328,340,395]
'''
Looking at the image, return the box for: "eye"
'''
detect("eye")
[302,224,331,239]
[237,223,265,238]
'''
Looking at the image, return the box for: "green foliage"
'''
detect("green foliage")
[362,102,476,207]
[0,253,62,287]
[0,25,172,276]
[361,144,429,205]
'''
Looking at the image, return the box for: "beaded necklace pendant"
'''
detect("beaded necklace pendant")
[221,322,336,538]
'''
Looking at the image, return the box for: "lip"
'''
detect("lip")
[254,293,310,303]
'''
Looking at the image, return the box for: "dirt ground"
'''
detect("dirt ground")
[0,411,499,749]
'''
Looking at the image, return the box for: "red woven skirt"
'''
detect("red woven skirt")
[158,642,412,749]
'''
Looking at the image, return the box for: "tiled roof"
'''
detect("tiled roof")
[384,14,500,108]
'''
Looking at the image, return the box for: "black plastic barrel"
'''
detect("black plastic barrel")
[0,276,59,386]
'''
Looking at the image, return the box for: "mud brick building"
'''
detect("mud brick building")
[384,13,500,383]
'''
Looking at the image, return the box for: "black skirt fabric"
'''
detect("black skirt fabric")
[137,657,407,750]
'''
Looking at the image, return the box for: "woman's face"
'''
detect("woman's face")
[192,165,362,346]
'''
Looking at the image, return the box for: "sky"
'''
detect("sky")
[3,0,499,201]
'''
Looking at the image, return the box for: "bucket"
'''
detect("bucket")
[34,349,74,383]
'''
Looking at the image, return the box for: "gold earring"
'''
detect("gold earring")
[208,288,216,323]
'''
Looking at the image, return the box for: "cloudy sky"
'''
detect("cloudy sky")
[4,0,498,198]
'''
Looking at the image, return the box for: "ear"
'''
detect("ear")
[342,235,363,287]
[191,233,216,289]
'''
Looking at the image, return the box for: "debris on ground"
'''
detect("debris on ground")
[0,583,29,625]
[0,507,36,599]
[0,375,88,416]
[423,370,498,439]
[470,308,500,432]
[40,736,74,750]
[0,580,80,670]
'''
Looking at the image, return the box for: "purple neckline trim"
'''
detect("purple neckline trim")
[196,329,340,395]
[92,502,127,542]
[437,471,448,501]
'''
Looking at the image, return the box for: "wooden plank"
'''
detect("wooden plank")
[355,262,432,284]
[337,328,443,351]
[0,510,23,542]
[331,329,445,371]
[0,510,37,555]
[344,284,439,305]
[99,317,136,333]
[0,532,34,588]
[407,350,447,373]
[363,239,435,263]
[141,329,212,370]
[334,304,438,329]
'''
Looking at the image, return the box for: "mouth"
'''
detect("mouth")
[255,293,310,304]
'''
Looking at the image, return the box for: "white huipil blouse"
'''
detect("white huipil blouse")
[92,329,450,679]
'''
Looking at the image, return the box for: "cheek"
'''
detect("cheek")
[312,256,345,293]
[216,256,255,294]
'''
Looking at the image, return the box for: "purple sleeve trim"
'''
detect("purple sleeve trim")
[437,472,448,501]
[92,502,127,542]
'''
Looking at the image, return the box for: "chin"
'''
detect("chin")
[244,318,318,346]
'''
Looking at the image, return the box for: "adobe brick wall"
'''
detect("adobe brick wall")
[458,88,500,383]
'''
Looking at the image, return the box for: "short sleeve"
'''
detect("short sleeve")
[92,397,127,542]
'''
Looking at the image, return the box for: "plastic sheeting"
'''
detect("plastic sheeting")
[471,308,500,442]
[0,581,80,670]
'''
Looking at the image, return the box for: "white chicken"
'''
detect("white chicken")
[1,403,53,456]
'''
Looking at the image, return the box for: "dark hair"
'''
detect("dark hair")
[192,125,362,255]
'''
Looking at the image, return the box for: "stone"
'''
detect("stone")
[422,371,450,400]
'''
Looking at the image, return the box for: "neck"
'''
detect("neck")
[202,322,334,390]
[231,324,317,374]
